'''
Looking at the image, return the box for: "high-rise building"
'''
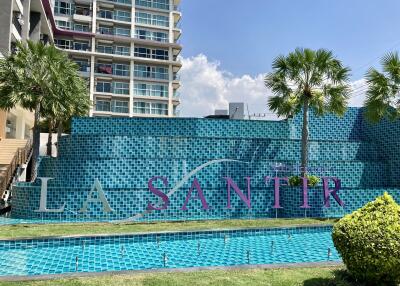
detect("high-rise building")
[44,0,182,117]
[0,0,53,139]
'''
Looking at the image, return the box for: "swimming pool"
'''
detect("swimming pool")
[0,226,340,277]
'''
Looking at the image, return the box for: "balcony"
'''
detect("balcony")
[96,45,130,56]
[135,0,169,11]
[95,101,129,114]
[99,0,132,5]
[95,63,130,77]
[97,10,131,23]
[97,27,131,37]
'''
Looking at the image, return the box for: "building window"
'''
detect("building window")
[55,20,71,30]
[134,82,168,97]
[135,12,169,27]
[134,64,168,80]
[112,100,129,113]
[133,101,168,115]
[114,82,130,95]
[115,46,130,56]
[135,0,169,10]
[114,64,130,76]
[135,29,168,42]
[115,27,131,37]
[97,44,114,54]
[96,81,112,93]
[74,41,90,51]
[115,10,131,22]
[55,39,72,49]
[54,1,73,15]
[96,100,111,112]
[74,23,90,32]
[98,26,114,35]
[134,47,168,60]
[98,9,113,19]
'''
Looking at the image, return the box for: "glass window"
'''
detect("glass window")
[134,64,168,80]
[115,27,131,37]
[152,14,168,27]
[97,45,113,54]
[135,12,151,25]
[55,39,72,49]
[112,100,129,113]
[96,81,112,93]
[98,26,114,35]
[133,101,167,114]
[74,41,90,51]
[114,82,130,95]
[114,63,129,76]
[134,82,168,97]
[98,9,113,19]
[96,100,111,112]
[114,10,131,22]
[135,29,168,42]
[55,20,71,30]
[54,1,73,15]
[74,23,90,32]
[115,46,130,56]
[135,0,169,10]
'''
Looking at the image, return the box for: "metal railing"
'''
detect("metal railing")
[0,139,32,195]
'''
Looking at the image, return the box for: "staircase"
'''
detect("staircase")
[0,139,32,196]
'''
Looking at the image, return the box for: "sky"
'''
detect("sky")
[177,0,400,117]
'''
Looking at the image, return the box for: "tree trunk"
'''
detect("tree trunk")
[57,121,63,156]
[31,103,40,181]
[301,100,309,177]
[46,120,53,157]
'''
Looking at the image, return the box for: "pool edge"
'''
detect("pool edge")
[0,261,343,282]
[0,223,334,241]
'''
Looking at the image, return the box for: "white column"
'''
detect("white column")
[89,0,97,117]
[168,65,173,117]
[129,4,136,117]
[15,113,25,139]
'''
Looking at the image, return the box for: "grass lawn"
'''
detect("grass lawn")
[0,218,335,239]
[0,267,359,286]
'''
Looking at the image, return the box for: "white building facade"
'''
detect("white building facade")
[48,0,182,117]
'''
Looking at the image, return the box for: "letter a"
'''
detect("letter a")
[79,179,113,213]
[181,178,209,210]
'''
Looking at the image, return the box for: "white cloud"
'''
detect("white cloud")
[179,54,367,118]
[179,54,275,119]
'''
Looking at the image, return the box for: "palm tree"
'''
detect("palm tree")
[0,41,89,178]
[42,53,90,156]
[265,48,351,176]
[364,52,400,122]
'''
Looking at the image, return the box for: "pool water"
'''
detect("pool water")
[0,226,340,277]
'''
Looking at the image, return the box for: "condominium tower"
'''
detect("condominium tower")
[47,0,182,117]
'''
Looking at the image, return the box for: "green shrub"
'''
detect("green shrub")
[288,175,320,187]
[332,193,400,285]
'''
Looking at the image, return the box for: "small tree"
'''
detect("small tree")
[364,52,400,122]
[265,48,351,175]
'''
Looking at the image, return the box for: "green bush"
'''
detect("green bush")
[288,175,320,187]
[332,193,400,285]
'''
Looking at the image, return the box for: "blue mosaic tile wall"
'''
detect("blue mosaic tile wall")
[10,107,400,222]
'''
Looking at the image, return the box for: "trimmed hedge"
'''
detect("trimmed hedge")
[332,193,400,285]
